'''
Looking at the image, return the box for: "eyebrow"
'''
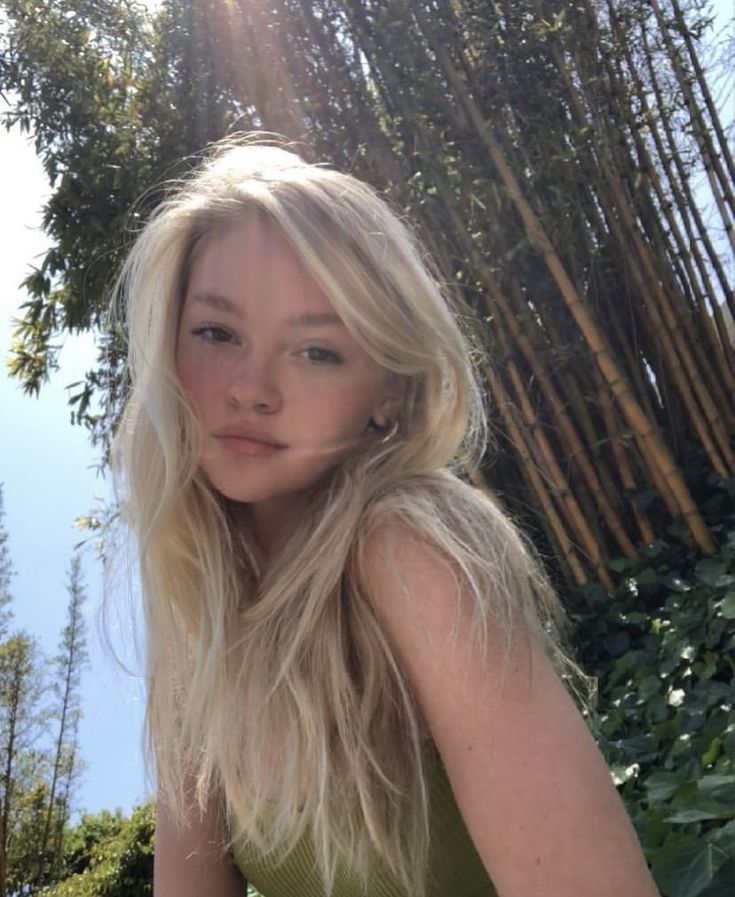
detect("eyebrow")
[193,292,240,315]
[287,312,344,328]
[192,293,344,328]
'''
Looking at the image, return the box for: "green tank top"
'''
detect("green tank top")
[231,749,498,897]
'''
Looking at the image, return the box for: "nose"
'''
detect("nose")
[227,351,282,414]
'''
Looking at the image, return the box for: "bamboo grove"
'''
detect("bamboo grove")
[188,0,733,588]
[3,0,734,589]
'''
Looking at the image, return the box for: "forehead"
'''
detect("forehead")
[185,215,335,315]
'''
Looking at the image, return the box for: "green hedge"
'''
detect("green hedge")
[569,486,735,897]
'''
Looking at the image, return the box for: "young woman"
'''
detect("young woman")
[113,137,660,897]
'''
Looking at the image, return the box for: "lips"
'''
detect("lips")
[213,426,288,457]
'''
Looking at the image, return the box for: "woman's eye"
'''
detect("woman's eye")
[191,325,234,344]
[301,346,343,364]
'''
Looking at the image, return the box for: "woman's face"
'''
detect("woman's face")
[176,216,401,539]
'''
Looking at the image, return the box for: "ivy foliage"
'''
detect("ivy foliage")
[569,479,735,897]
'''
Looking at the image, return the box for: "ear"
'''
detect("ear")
[371,373,407,428]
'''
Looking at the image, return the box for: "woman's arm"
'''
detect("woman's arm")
[154,794,246,896]
[363,525,660,897]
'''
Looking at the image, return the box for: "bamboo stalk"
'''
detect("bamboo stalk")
[667,0,735,194]
[427,33,714,553]
[639,17,735,321]
[596,372,657,546]
[484,364,590,587]
[547,35,735,476]
[503,348,614,589]
[609,16,735,395]
[648,0,735,253]
[497,285,640,559]
[426,159,642,559]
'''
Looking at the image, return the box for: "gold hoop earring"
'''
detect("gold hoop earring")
[378,419,399,444]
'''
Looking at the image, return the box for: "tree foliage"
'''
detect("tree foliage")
[1,0,732,582]
[0,631,45,896]
[0,2,733,894]
[36,555,89,886]
[0,488,89,896]
[43,805,154,897]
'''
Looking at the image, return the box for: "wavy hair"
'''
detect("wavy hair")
[112,134,573,896]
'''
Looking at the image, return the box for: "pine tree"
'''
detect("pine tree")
[0,488,14,639]
[36,553,88,885]
[0,632,44,897]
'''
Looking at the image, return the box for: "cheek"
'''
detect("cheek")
[319,389,375,436]
[176,352,216,416]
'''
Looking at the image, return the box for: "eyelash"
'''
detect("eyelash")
[190,324,236,344]
[190,326,342,365]
[300,346,343,365]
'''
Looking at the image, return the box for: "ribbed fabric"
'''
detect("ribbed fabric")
[231,750,498,897]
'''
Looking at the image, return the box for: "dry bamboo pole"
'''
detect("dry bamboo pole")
[639,19,735,320]
[652,0,735,214]
[648,0,735,253]
[668,0,735,186]
[548,41,735,477]
[598,193,732,478]
[496,332,614,589]
[553,176,671,431]
[610,205,735,473]
[634,215,735,436]
[594,74,735,434]
[499,285,640,558]
[622,93,735,383]
[427,163,641,559]
[506,266,683,518]
[615,187,735,455]
[419,26,715,554]
[595,372,657,546]
[606,0,735,392]
[483,364,590,587]
[602,294,672,436]
[608,26,735,375]
[550,22,734,415]
[416,133,636,564]
[508,279,650,543]
[573,0,735,392]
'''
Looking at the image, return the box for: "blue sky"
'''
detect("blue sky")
[0,1,732,823]
[0,120,148,817]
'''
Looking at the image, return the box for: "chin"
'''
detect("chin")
[200,453,348,507]
[203,471,311,507]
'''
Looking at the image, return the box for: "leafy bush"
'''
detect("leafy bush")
[570,493,735,897]
[43,805,154,897]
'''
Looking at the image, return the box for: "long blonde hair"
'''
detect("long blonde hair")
[113,134,571,895]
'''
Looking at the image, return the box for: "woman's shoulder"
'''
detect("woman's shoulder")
[353,467,565,670]
[361,469,506,535]
[357,469,532,581]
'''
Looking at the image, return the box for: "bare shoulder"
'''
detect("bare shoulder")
[154,796,245,897]
[359,519,660,897]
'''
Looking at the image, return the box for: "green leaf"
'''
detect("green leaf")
[698,776,735,801]
[609,556,635,572]
[719,592,735,620]
[701,737,722,766]
[665,805,735,823]
[652,836,731,897]
[698,856,735,897]
[696,560,733,589]
[645,770,688,803]
[706,820,735,853]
